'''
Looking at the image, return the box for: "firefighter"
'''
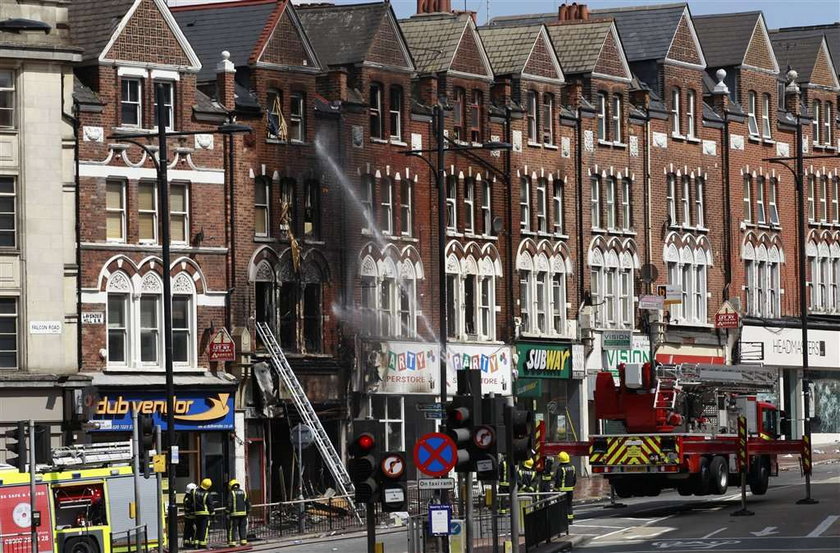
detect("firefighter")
[193,478,213,549]
[519,458,537,493]
[554,451,576,524]
[183,482,197,549]
[226,479,250,546]
[539,456,556,494]
[498,454,511,514]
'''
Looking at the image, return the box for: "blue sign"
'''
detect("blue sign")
[413,433,457,477]
[90,392,235,431]
[428,504,452,536]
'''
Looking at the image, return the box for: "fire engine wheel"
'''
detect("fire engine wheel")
[65,538,99,553]
[695,457,712,495]
[710,456,729,494]
[749,462,770,495]
[612,479,634,498]
[676,480,694,496]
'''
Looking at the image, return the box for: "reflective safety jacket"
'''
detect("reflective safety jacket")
[555,462,576,492]
[499,459,510,487]
[227,488,250,517]
[539,458,556,492]
[193,488,212,516]
[518,468,537,492]
[183,490,195,518]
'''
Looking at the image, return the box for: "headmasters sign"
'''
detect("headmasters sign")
[516,343,573,379]
[740,326,839,369]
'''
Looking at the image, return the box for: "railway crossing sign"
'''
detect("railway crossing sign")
[413,432,457,477]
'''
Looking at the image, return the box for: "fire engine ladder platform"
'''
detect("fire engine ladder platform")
[52,441,133,467]
[653,377,679,409]
[255,322,360,521]
[657,363,777,392]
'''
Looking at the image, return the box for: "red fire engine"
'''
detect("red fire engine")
[545,362,806,498]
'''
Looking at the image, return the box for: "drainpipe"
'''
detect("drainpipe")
[505,107,515,343]
[73,101,82,373]
[575,109,585,311]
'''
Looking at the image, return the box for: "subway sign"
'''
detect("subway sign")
[90,392,235,431]
[516,342,573,379]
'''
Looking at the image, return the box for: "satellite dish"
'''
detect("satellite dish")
[640,263,659,284]
[491,216,504,235]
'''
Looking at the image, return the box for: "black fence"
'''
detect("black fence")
[524,496,568,552]
[111,525,149,553]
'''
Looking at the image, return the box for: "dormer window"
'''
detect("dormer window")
[370,83,383,140]
[762,94,772,138]
[686,90,696,139]
[597,93,607,140]
[389,86,403,141]
[121,79,142,127]
[747,92,759,137]
[671,88,681,135]
[453,88,465,140]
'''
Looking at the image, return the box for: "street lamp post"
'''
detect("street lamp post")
[109,83,251,553]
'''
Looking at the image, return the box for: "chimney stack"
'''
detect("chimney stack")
[558,3,589,22]
[417,0,452,14]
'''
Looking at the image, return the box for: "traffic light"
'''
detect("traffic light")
[447,396,475,472]
[505,405,534,462]
[3,421,27,472]
[378,451,407,512]
[348,431,378,503]
[137,414,155,478]
[33,424,51,465]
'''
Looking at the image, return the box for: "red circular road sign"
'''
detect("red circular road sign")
[413,432,457,477]
[380,453,406,479]
[473,425,494,449]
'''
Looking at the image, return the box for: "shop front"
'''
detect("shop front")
[515,341,584,443]
[88,378,237,497]
[740,325,840,441]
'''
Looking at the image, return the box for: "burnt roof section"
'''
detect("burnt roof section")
[545,19,612,75]
[68,0,135,61]
[297,2,390,67]
[773,23,840,76]
[592,3,687,62]
[172,0,277,81]
[399,12,472,74]
[477,24,543,76]
[770,32,825,84]
[693,12,762,68]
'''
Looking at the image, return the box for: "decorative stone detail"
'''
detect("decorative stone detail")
[702,140,717,156]
[652,132,668,149]
[141,273,162,293]
[583,130,594,152]
[802,137,809,154]
[776,142,790,157]
[107,272,131,292]
[561,136,571,158]
[730,134,745,150]
[629,136,639,157]
[173,273,195,294]
[83,126,104,142]
[512,130,523,152]
[490,135,501,158]
[255,261,274,282]
[352,126,364,148]
[195,134,214,150]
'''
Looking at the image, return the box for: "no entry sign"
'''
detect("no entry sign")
[413,432,457,477]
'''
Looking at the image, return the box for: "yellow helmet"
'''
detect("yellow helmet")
[557,451,570,463]
[200,478,212,490]
[523,458,534,469]
[229,479,239,488]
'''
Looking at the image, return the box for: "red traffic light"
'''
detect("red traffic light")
[354,433,375,453]
[448,406,470,425]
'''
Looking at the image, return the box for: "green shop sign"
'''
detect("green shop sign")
[516,343,573,379]
[515,378,543,398]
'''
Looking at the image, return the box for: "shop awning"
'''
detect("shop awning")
[655,344,724,365]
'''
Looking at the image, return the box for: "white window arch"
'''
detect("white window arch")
[665,240,711,324]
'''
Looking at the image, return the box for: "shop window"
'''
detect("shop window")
[105,178,125,243]
[0,297,18,369]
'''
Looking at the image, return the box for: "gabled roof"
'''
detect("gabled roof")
[771,32,838,88]
[172,0,278,81]
[297,2,411,69]
[773,23,840,77]
[71,0,200,68]
[694,12,778,73]
[544,20,611,75]
[400,12,492,77]
[592,3,702,65]
[477,24,563,82]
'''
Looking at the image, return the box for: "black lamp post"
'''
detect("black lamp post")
[109,83,251,553]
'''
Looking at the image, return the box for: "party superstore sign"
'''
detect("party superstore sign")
[516,343,573,379]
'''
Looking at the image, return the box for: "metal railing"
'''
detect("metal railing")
[111,525,149,553]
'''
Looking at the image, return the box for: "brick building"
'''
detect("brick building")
[54,0,840,497]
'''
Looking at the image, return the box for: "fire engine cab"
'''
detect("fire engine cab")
[545,362,805,499]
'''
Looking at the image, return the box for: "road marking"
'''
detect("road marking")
[807,515,839,538]
[749,526,778,537]
[571,523,624,529]
[701,528,727,539]
[593,515,672,541]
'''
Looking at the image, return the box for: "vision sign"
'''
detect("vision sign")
[516,343,573,379]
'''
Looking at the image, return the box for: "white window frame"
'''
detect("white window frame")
[381,178,393,235]
[597,93,607,140]
[361,175,374,230]
[138,180,158,243]
[254,177,270,237]
[812,101,821,144]
[542,93,554,145]
[106,178,126,243]
[369,83,383,140]
[527,90,538,142]
[769,178,780,225]
[536,179,547,233]
[553,181,564,235]
[820,176,828,222]
[447,177,457,231]
[761,93,772,138]
[833,177,839,223]
[681,176,691,226]
[398,279,416,338]
[747,91,759,137]
[745,258,755,315]
[139,294,161,365]
[619,268,632,329]
[667,174,677,224]
[400,178,412,236]
[290,93,304,142]
[590,263,602,328]
[464,180,475,233]
[744,175,752,223]
[686,89,696,138]
[169,182,190,244]
[695,176,704,228]
[121,78,142,128]
[107,293,129,366]
[671,88,681,136]
[552,272,566,336]
[535,271,549,334]
[478,276,495,340]
[519,271,531,333]
[0,70,15,129]
[825,102,833,145]
[612,95,622,143]
[520,177,531,231]
[389,86,402,141]
[622,178,631,230]
[590,176,601,229]
[756,176,766,224]
[153,81,175,131]
[605,177,616,229]
[368,396,405,451]
[482,181,492,235]
[808,175,816,222]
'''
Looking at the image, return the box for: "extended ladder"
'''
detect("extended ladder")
[52,441,133,467]
[255,322,359,519]
[653,377,679,410]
